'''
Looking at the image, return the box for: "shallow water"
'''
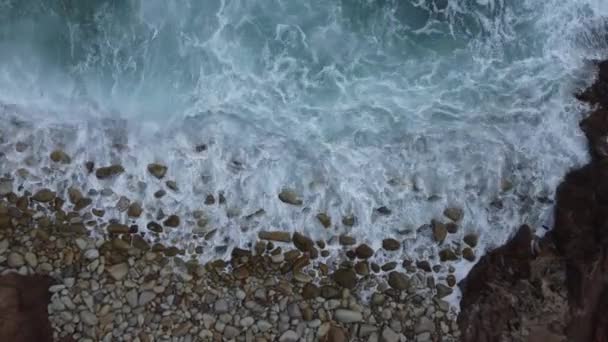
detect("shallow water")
[1,1,608,295]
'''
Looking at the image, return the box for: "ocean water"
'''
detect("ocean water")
[1,0,607,286]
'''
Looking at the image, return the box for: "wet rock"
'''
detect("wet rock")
[147,163,168,179]
[342,215,356,226]
[320,285,341,299]
[462,247,476,262]
[50,150,71,164]
[432,220,447,243]
[116,196,130,212]
[127,202,143,218]
[204,194,215,205]
[339,234,356,246]
[446,222,459,234]
[68,187,83,204]
[107,223,129,234]
[301,283,320,299]
[258,231,291,242]
[0,178,12,196]
[382,238,400,251]
[444,207,464,222]
[292,232,314,253]
[447,274,456,287]
[463,233,479,248]
[154,190,166,198]
[354,261,370,276]
[436,284,453,298]
[332,268,357,289]
[316,213,331,228]
[381,262,397,272]
[96,165,125,179]
[416,260,432,272]
[32,189,55,203]
[278,189,303,205]
[388,271,410,290]
[92,208,105,217]
[163,215,180,228]
[166,180,178,191]
[85,161,95,173]
[375,206,392,215]
[147,221,163,233]
[439,248,458,262]
[355,244,374,259]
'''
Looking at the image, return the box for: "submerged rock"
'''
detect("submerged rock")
[50,150,71,164]
[339,234,356,246]
[292,232,314,253]
[278,189,302,206]
[259,231,291,242]
[316,213,331,228]
[127,202,143,218]
[382,238,400,251]
[462,247,476,262]
[332,268,357,289]
[355,244,374,259]
[463,233,479,248]
[444,207,464,222]
[147,163,168,179]
[388,271,410,290]
[342,215,356,226]
[32,189,55,203]
[432,220,447,243]
[375,206,392,215]
[96,165,125,179]
[163,215,180,228]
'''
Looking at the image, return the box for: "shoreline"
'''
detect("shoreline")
[0,159,468,340]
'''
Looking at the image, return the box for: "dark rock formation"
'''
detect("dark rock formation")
[459,60,608,342]
[0,274,53,342]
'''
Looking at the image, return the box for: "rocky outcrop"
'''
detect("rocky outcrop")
[0,274,53,342]
[458,60,608,342]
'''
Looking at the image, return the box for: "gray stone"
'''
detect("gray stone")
[108,263,129,281]
[287,303,302,319]
[84,249,99,260]
[279,330,299,342]
[138,291,156,306]
[24,252,37,267]
[126,289,138,308]
[381,327,400,342]
[223,325,239,339]
[415,317,434,334]
[334,309,362,323]
[80,311,98,326]
[7,252,24,268]
[215,299,230,314]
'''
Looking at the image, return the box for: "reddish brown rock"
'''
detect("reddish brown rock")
[0,274,53,342]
